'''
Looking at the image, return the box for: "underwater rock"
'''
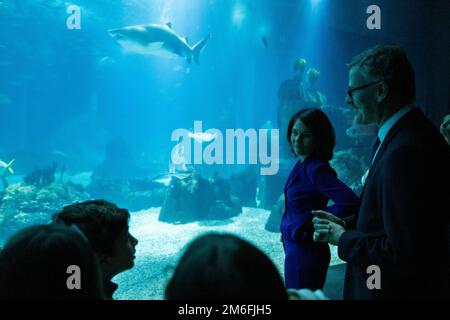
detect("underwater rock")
[93,137,148,181]
[228,166,259,207]
[123,189,167,212]
[87,176,168,211]
[87,176,124,204]
[320,105,356,150]
[331,148,370,195]
[257,160,293,210]
[265,194,284,233]
[159,172,241,224]
[23,162,57,188]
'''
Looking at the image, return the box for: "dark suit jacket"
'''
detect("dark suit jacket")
[338,107,450,299]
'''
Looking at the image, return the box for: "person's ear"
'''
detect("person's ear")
[376,81,388,103]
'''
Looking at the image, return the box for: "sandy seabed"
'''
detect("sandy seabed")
[114,207,343,300]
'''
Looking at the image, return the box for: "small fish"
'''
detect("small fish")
[0,159,15,176]
[188,131,217,143]
[98,56,116,66]
[52,150,68,157]
[261,36,268,48]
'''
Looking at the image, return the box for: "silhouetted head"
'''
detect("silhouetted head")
[287,108,335,161]
[52,200,138,288]
[165,233,288,300]
[346,45,415,125]
[0,224,104,300]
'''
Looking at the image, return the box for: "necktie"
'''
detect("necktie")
[360,135,381,195]
[369,136,381,163]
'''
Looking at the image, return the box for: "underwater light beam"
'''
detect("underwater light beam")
[232,3,246,26]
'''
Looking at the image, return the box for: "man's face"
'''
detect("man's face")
[346,67,380,125]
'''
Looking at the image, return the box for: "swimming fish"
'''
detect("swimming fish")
[187,131,218,143]
[261,36,268,48]
[0,159,15,175]
[109,22,210,65]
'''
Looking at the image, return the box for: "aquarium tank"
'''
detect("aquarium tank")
[0,0,448,300]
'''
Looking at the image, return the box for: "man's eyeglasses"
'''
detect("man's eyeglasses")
[347,80,382,104]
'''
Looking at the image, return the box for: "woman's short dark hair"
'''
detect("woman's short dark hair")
[0,224,104,299]
[287,108,336,161]
[52,199,130,256]
[165,233,288,300]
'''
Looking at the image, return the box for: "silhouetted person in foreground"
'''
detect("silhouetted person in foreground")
[0,224,105,299]
[165,233,288,300]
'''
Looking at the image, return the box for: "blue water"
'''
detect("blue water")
[0,0,432,175]
[0,1,363,172]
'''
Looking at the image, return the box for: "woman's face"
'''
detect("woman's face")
[290,119,314,159]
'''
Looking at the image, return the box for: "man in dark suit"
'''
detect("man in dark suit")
[312,45,450,299]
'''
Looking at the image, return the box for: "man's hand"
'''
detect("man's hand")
[312,210,346,245]
[312,210,346,227]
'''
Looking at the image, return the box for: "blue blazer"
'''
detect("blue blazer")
[281,157,358,242]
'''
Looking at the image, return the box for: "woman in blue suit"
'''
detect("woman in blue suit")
[281,108,359,290]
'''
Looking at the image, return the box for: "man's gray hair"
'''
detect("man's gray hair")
[348,45,416,103]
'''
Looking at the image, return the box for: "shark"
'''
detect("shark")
[108,22,211,65]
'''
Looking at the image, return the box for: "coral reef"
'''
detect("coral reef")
[0,181,91,240]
